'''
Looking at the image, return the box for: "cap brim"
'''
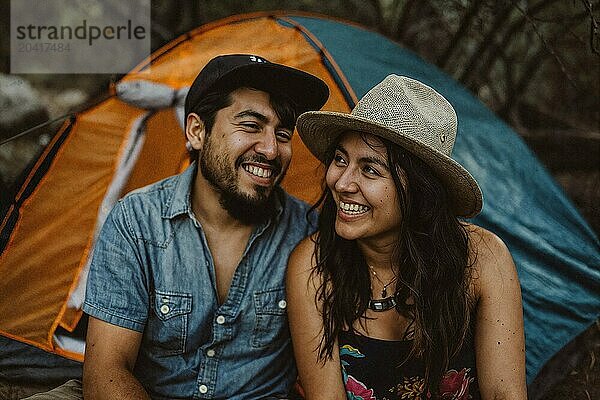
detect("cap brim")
[211,63,329,113]
[297,111,483,218]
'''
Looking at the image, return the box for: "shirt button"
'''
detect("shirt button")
[216,315,225,324]
[160,304,170,314]
[278,300,287,309]
[206,349,215,357]
[199,384,208,394]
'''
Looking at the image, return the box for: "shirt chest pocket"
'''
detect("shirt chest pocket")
[147,290,192,356]
[251,287,289,348]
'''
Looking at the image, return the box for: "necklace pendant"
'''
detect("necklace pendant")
[381,288,387,298]
[368,295,397,312]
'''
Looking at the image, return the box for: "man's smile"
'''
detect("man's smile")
[242,163,273,179]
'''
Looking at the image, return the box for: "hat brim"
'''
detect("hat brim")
[297,111,483,218]
[210,63,329,113]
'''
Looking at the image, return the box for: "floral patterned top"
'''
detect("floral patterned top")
[339,330,479,400]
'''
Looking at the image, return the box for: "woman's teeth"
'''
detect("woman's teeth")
[339,201,370,215]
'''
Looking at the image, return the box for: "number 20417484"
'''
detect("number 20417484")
[18,42,71,52]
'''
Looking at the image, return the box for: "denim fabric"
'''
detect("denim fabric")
[83,163,316,399]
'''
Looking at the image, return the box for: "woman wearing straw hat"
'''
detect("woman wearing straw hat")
[287,75,526,399]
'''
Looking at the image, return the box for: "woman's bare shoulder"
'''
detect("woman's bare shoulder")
[291,233,318,262]
[286,233,324,307]
[288,233,319,277]
[465,224,518,297]
[466,224,512,263]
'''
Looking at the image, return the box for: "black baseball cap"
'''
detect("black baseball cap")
[184,54,329,117]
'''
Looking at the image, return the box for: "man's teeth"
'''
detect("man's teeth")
[243,165,272,178]
[339,201,370,215]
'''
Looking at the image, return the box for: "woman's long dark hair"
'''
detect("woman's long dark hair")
[311,133,474,394]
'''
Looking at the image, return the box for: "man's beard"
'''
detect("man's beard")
[199,140,284,225]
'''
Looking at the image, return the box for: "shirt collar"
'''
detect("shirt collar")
[162,162,197,219]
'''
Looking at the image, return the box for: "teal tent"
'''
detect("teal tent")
[285,14,600,384]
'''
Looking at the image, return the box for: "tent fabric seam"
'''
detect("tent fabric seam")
[0,119,75,256]
[56,108,151,336]
[278,16,358,107]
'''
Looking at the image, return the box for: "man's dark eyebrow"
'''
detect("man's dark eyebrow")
[336,143,389,170]
[235,110,295,132]
[234,110,269,123]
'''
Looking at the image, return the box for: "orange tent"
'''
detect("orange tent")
[0,12,354,361]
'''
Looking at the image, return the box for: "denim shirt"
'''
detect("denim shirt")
[83,163,317,399]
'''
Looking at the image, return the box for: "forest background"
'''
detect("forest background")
[0,1,598,399]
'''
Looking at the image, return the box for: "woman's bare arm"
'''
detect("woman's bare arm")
[471,227,527,400]
[286,236,347,400]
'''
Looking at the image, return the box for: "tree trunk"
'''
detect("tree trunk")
[476,0,565,90]
[459,1,515,86]
[367,0,386,34]
[500,46,547,118]
[395,0,418,40]
[437,0,487,69]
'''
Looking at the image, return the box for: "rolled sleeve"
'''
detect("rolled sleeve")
[82,200,149,332]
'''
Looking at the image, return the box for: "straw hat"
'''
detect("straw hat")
[297,74,483,217]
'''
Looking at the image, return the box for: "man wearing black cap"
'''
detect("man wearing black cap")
[79,54,329,399]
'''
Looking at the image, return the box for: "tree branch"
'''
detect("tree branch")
[474,0,564,91]
[580,0,600,55]
[513,1,579,89]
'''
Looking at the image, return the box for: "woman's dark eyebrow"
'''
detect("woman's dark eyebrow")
[361,155,389,171]
[335,144,349,156]
[337,143,389,170]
